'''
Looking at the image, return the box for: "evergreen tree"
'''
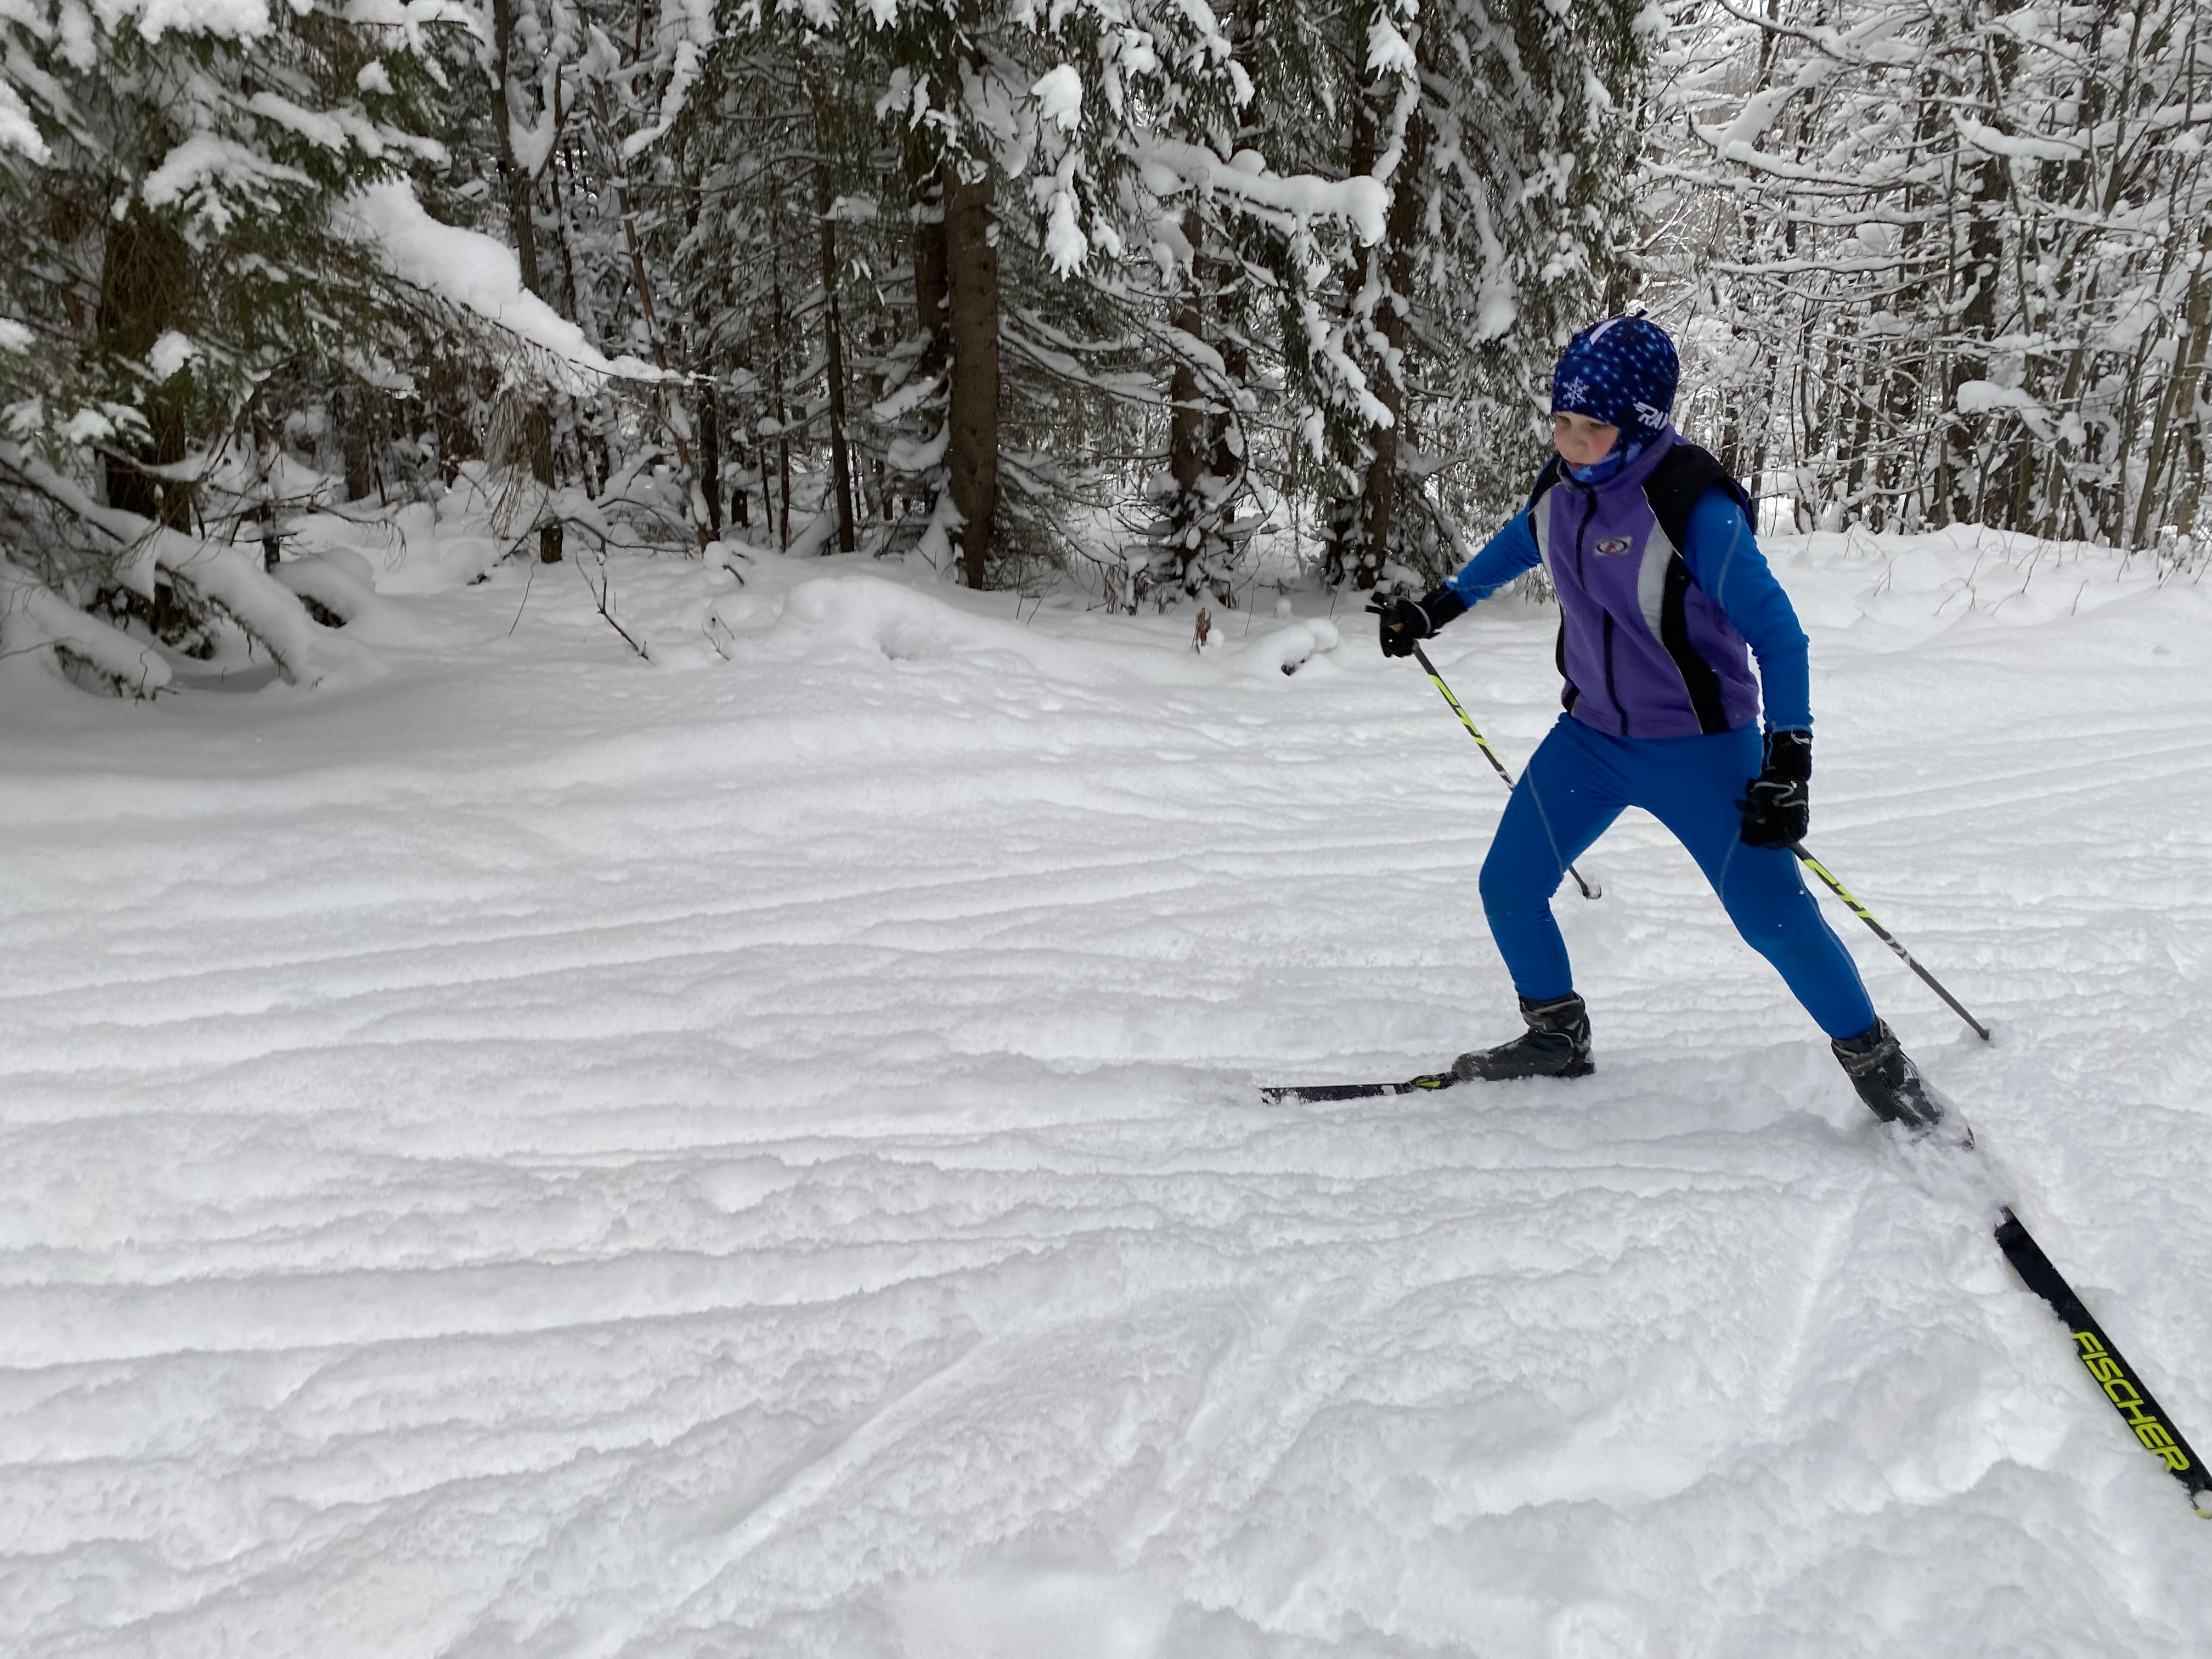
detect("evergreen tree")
[0,0,476,685]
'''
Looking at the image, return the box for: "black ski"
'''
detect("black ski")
[1994,1206,2212,1517]
[1259,1068,1462,1104]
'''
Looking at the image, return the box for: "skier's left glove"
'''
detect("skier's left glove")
[1373,587,1468,658]
[1737,729,1812,848]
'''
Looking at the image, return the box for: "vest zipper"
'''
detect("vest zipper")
[1602,614,1624,733]
[1570,483,1628,736]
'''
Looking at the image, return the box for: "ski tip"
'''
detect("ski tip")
[1259,1083,1374,1104]
[1923,1115,1977,1153]
[1259,1070,1460,1105]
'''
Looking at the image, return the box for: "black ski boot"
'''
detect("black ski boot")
[1832,1019,1966,1143]
[1453,993,1594,1082]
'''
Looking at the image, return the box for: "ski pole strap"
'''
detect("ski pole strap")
[1407,644,1599,904]
[1996,1208,2212,1517]
[1791,844,1991,1041]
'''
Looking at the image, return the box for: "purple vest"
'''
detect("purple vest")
[1531,431,1762,738]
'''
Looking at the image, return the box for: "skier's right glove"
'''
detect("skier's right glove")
[1374,587,1467,658]
[1737,729,1812,848]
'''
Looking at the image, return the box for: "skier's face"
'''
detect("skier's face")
[1551,412,1619,470]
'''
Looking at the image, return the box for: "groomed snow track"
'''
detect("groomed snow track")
[3,533,2209,1657]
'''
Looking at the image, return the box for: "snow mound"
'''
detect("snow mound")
[1769,525,2211,644]
[271,549,423,648]
[715,572,1342,689]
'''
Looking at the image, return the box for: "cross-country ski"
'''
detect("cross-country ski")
[1260,1068,1464,1104]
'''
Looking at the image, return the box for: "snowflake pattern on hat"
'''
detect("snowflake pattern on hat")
[1550,317,1679,436]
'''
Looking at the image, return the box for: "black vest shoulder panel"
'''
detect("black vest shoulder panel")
[1640,440,1752,555]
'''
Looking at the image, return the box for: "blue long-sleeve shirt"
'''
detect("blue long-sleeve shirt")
[1442,488,1812,731]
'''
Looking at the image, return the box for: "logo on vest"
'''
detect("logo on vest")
[1595,535,1633,556]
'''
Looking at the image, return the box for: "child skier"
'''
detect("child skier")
[1376,315,1950,1135]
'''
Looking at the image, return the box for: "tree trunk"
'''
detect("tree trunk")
[868,324,891,521]
[941,161,1000,589]
[910,136,950,379]
[1169,240,1206,504]
[1211,319,1248,492]
[1353,94,1427,586]
[901,138,950,528]
[97,211,191,529]
[1948,53,2011,530]
[1323,76,1383,590]
[491,0,562,562]
[340,385,375,503]
[817,160,856,554]
[770,264,792,549]
[698,381,722,538]
[2035,270,2100,540]
[1166,207,1208,589]
[428,345,475,486]
[2159,221,2212,537]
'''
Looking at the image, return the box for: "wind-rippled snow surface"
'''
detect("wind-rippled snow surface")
[4,531,2210,1657]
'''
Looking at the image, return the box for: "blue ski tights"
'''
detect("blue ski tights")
[1480,715,1878,1040]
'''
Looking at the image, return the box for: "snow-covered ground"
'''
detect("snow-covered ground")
[3,519,2210,1657]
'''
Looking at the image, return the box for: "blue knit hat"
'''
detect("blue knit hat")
[1551,317,1678,436]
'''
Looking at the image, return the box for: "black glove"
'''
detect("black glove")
[1737,729,1812,848]
[1373,586,1467,658]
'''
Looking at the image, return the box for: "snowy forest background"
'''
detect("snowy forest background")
[5,0,2211,693]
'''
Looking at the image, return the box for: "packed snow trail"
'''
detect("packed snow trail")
[2,530,2209,1658]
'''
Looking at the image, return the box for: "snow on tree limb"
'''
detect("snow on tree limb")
[338,183,663,384]
[1955,379,2055,439]
[0,82,48,161]
[1,449,382,689]
[0,556,172,696]
[1133,138,1389,244]
[1954,116,2080,164]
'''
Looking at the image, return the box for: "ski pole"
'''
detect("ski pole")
[1791,843,1991,1041]
[1408,641,1601,902]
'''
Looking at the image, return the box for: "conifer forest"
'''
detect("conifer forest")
[2,0,2209,679]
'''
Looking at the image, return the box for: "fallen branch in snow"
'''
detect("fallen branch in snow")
[707,542,752,586]
[573,551,650,662]
[507,558,537,640]
[703,611,735,661]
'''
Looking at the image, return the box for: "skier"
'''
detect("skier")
[1376,315,1951,1135]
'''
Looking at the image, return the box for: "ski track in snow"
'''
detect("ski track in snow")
[2,533,2209,1657]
